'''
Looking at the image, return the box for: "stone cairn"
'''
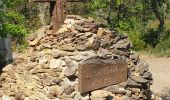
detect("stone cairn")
[0,15,153,100]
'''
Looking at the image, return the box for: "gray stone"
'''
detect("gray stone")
[110,39,130,50]
[49,59,66,69]
[74,25,84,32]
[58,44,75,52]
[127,78,141,87]
[97,48,111,59]
[130,53,139,63]
[130,75,148,83]
[135,60,149,75]
[64,85,75,95]
[125,90,132,97]
[64,67,76,77]
[143,72,152,79]
[118,82,128,88]
[103,85,126,94]
[85,32,93,38]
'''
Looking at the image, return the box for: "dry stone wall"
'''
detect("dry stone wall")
[0,15,153,100]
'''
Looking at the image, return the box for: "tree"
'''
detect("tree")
[151,0,169,40]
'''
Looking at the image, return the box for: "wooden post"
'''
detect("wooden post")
[31,0,79,32]
[52,0,67,32]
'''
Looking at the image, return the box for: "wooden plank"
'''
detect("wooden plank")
[78,58,128,93]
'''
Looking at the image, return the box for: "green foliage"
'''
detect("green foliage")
[128,31,146,51]
[0,0,41,52]
[71,0,170,56]
[0,0,28,38]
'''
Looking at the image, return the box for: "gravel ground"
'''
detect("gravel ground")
[141,55,170,99]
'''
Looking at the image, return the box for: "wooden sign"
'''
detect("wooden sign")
[78,58,127,93]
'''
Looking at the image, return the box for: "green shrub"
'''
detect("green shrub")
[128,31,146,51]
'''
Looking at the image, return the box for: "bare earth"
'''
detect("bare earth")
[141,55,170,98]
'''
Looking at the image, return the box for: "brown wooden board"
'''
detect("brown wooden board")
[78,58,128,93]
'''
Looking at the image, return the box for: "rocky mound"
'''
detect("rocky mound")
[0,15,153,100]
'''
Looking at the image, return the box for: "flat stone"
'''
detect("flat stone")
[130,75,148,83]
[49,59,66,69]
[130,53,139,63]
[103,85,126,94]
[64,67,76,77]
[30,67,47,74]
[57,27,68,34]
[142,72,152,79]
[64,85,75,95]
[135,60,149,75]
[110,39,130,50]
[29,38,41,46]
[64,19,76,24]
[75,45,87,51]
[127,78,141,87]
[58,44,75,52]
[85,17,94,23]
[74,25,84,32]
[85,32,93,38]
[97,48,111,58]
[115,96,125,100]
[2,64,13,72]
[47,86,60,99]
[91,90,112,98]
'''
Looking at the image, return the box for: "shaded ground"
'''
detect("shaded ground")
[141,55,170,99]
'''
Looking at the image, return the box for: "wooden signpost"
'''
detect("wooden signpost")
[31,0,79,32]
[78,58,128,93]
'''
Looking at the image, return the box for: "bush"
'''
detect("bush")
[128,31,146,51]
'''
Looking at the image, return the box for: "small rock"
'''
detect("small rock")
[115,95,125,100]
[127,78,141,87]
[64,19,76,24]
[91,90,112,98]
[130,53,139,63]
[85,32,93,38]
[74,25,84,32]
[64,67,76,77]
[85,17,94,23]
[29,38,41,46]
[97,28,104,37]
[58,44,75,52]
[130,75,148,83]
[2,64,13,72]
[57,27,68,34]
[143,72,152,79]
[75,45,87,51]
[47,86,60,99]
[49,59,66,69]
[64,85,75,95]
[135,60,149,75]
[92,38,101,50]
[103,85,126,94]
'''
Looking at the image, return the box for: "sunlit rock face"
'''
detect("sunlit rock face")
[0,15,153,100]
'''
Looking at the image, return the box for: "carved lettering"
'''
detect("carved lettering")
[78,58,127,93]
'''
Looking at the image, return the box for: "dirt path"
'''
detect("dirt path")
[141,55,170,98]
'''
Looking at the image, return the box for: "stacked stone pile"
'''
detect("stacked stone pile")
[0,15,153,100]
